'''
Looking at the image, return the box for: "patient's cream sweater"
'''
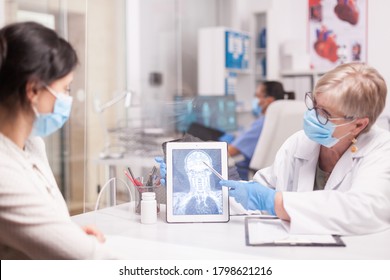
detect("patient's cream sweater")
[0,133,117,259]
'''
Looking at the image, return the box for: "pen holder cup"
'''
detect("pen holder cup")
[133,185,162,214]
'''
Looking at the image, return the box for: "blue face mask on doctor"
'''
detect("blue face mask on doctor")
[32,86,73,137]
[252,98,262,117]
[303,109,355,148]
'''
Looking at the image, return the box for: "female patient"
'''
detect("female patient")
[0,22,116,259]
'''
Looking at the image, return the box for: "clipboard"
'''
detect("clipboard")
[245,217,345,247]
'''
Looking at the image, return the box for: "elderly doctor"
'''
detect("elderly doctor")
[220,62,390,235]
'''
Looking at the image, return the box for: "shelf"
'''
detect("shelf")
[254,12,267,82]
[280,70,326,88]
[198,27,250,94]
[280,70,325,77]
[256,77,266,82]
[255,48,266,54]
[226,68,252,75]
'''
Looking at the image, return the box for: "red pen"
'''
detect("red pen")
[123,169,136,185]
[127,167,143,186]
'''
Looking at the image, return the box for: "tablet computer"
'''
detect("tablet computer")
[166,141,229,223]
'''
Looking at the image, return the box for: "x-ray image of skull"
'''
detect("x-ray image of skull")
[173,150,222,215]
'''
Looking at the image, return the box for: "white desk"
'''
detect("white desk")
[71,203,390,260]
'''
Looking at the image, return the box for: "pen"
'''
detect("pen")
[123,169,136,185]
[146,166,157,186]
[126,167,142,186]
[202,161,224,180]
[202,161,235,190]
[127,167,135,180]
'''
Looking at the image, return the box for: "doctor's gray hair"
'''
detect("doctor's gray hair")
[313,62,387,132]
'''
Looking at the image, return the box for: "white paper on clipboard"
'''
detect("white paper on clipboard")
[245,217,345,246]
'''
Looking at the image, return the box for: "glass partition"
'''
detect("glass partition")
[84,0,128,211]
[2,0,226,214]
[3,0,87,214]
[84,0,223,213]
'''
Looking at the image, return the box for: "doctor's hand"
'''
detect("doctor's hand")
[219,180,276,215]
[154,156,166,186]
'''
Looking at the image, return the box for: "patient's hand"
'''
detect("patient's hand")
[82,225,106,243]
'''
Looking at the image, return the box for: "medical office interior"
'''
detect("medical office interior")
[1,0,390,218]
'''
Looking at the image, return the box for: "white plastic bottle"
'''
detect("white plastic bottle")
[141,192,157,224]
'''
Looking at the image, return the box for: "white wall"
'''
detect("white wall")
[126,0,390,122]
[367,0,390,116]
[126,0,220,131]
[212,0,300,109]
[180,0,218,96]
[139,0,176,102]
[0,0,4,26]
[127,0,218,99]
[86,1,127,206]
[211,0,274,110]
[233,0,390,116]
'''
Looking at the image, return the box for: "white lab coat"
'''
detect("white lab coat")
[253,126,390,235]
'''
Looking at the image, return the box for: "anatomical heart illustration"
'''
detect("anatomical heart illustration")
[308,0,366,71]
[334,0,359,25]
[314,26,339,62]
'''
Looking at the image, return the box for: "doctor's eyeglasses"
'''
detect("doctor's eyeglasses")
[304,92,354,125]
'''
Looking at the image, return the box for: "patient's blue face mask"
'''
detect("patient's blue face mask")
[251,98,262,117]
[32,86,73,137]
[303,109,355,148]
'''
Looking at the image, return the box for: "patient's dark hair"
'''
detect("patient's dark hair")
[263,81,295,100]
[0,21,78,112]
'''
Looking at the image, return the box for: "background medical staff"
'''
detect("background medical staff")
[221,62,390,235]
[227,81,294,180]
[0,22,118,259]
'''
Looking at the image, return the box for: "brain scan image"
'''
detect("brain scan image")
[172,149,223,215]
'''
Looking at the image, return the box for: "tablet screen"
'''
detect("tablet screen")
[166,142,229,223]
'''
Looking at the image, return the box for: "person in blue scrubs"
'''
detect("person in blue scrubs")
[228,81,294,179]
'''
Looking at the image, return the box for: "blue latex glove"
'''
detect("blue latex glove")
[154,157,166,186]
[218,133,235,144]
[219,180,276,215]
